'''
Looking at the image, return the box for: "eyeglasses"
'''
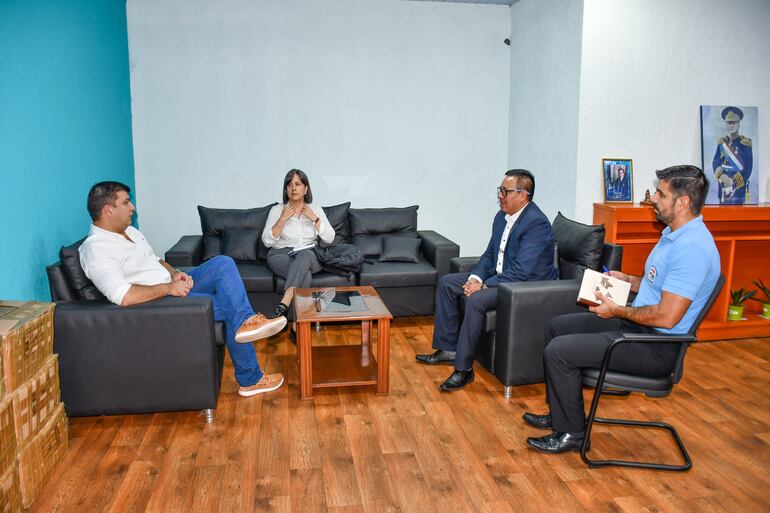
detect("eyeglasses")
[497,187,530,197]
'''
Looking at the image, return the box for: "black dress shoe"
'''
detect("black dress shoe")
[415,350,456,365]
[526,432,587,454]
[522,412,552,430]
[439,369,474,392]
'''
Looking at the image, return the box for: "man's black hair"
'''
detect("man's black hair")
[655,165,709,215]
[505,169,535,200]
[87,181,131,221]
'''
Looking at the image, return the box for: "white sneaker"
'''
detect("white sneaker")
[235,314,287,343]
[238,373,285,396]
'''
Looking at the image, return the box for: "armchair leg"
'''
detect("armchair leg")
[202,408,215,423]
[503,386,512,399]
[580,376,691,471]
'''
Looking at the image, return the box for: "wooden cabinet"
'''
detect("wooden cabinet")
[593,203,770,341]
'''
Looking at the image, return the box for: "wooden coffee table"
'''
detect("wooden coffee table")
[294,286,392,400]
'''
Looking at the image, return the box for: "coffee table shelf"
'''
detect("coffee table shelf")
[295,286,392,400]
[310,345,377,388]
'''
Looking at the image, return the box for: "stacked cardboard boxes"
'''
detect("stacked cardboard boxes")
[0,300,67,511]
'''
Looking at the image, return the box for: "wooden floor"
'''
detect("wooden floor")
[29,317,770,513]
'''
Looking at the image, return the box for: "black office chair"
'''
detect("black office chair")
[579,274,725,471]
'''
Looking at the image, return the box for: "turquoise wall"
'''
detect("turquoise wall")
[0,0,135,301]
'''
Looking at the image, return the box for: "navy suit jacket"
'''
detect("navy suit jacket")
[470,202,557,287]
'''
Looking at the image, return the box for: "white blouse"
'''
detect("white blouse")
[261,203,335,249]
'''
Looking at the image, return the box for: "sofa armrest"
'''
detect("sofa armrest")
[53,296,221,416]
[493,280,586,386]
[450,256,478,274]
[165,235,203,267]
[418,230,460,278]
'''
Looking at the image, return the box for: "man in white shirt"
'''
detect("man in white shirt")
[415,170,558,391]
[79,181,287,397]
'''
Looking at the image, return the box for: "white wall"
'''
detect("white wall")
[508,0,584,222]
[127,0,511,256]
[574,0,770,222]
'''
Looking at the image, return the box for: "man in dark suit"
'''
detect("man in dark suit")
[416,169,558,391]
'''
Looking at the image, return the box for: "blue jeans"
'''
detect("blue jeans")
[188,255,263,386]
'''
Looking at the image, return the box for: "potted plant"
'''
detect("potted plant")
[751,279,770,319]
[728,288,756,321]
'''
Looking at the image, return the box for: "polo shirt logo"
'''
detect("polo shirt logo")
[648,265,657,282]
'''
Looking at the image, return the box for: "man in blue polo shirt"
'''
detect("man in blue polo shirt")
[523,165,720,454]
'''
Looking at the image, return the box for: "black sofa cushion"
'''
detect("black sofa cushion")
[358,259,437,288]
[322,202,351,245]
[223,228,259,262]
[349,206,419,256]
[551,212,605,280]
[59,239,106,301]
[379,236,421,263]
[198,204,277,262]
[236,263,275,293]
[276,271,354,291]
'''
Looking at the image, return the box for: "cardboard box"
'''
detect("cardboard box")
[12,355,61,449]
[0,396,15,472]
[0,463,22,513]
[0,301,55,394]
[17,404,67,509]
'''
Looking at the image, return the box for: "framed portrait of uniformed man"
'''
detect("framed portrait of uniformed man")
[602,158,633,203]
[700,105,758,205]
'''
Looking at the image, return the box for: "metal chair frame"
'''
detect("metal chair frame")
[579,274,725,471]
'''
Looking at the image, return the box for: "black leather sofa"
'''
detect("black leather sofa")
[46,242,225,419]
[450,213,623,396]
[165,203,460,317]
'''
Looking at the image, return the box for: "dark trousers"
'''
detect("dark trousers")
[266,247,322,293]
[544,313,679,434]
[432,272,497,371]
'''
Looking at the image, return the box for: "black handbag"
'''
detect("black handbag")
[312,244,365,276]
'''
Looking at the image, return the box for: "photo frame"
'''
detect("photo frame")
[700,105,758,205]
[602,158,633,203]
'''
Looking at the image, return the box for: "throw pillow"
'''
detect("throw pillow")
[222,228,259,262]
[59,239,107,301]
[349,205,419,236]
[349,205,419,257]
[379,236,421,263]
[198,204,276,262]
[322,202,351,245]
[551,212,605,280]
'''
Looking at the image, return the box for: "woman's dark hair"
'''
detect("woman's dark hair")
[87,181,131,221]
[282,168,313,203]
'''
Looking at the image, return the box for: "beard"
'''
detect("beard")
[653,206,673,225]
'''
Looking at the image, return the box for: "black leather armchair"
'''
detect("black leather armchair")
[451,213,623,396]
[46,240,225,420]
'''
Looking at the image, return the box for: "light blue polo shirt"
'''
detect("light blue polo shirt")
[632,215,720,334]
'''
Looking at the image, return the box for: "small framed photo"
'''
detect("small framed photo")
[602,158,633,203]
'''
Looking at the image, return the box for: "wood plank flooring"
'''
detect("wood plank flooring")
[27,317,770,513]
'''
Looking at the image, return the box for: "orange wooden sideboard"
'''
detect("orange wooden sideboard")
[593,203,770,341]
